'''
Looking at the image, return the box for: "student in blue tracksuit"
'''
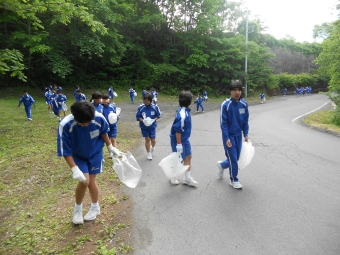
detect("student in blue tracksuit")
[283,88,287,96]
[75,89,87,101]
[57,90,67,120]
[108,85,115,103]
[44,88,53,114]
[142,89,148,97]
[260,93,265,104]
[217,80,249,190]
[102,94,120,157]
[136,93,161,160]
[57,101,119,225]
[74,86,80,100]
[195,94,204,112]
[51,89,59,117]
[129,87,135,103]
[151,89,158,105]
[203,90,208,102]
[169,91,198,186]
[91,91,103,114]
[18,90,35,121]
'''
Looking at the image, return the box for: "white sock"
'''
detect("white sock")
[91,202,99,208]
[75,203,82,210]
[185,171,191,180]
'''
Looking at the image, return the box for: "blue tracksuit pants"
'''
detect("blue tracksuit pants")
[130,95,134,103]
[220,135,242,182]
[25,105,32,119]
[197,103,204,111]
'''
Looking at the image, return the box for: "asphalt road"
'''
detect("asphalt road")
[128,94,340,255]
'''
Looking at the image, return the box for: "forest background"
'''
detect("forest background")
[1,0,337,98]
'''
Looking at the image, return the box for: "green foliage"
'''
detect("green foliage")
[315,20,340,93]
[275,73,296,88]
[0,49,26,81]
[266,74,279,89]
[295,73,316,87]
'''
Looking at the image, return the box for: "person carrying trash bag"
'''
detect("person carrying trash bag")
[136,93,161,160]
[18,90,35,121]
[217,80,249,190]
[57,101,119,225]
[169,91,198,186]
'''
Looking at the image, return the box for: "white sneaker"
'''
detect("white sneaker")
[170,178,179,185]
[229,181,243,190]
[146,152,152,160]
[183,177,198,186]
[84,206,100,221]
[217,161,224,179]
[27,118,32,121]
[72,208,84,225]
[151,147,155,155]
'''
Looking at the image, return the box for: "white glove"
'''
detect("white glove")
[71,166,87,182]
[58,102,62,105]
[176,144,183,153]
[107,144,120,156]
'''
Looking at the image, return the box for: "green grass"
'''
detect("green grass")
[304,109,340,133]
[0,95,138,254]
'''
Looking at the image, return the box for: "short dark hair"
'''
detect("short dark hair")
[143,93,152,102]
[179,91,192,107]
[71,101,95,123]
[91,91,102,100]
[76,89,81,93]
[23,90,28,93]
[229,80,243,91]
[57,89,62,94]
[102,94,109,100]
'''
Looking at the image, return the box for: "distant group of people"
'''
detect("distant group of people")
[295,86,312,96]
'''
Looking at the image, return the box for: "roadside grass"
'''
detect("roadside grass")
[304,109,340,134]
[0,96,140,254]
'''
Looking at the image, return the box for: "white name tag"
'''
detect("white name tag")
[151,111,155,116]
[90,130,99,139]
[239,108,245,114]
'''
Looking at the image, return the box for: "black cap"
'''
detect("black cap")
[229,80,242,90]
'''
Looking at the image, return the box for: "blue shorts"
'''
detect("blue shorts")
[171,139,192,160]
[73,152,103,175]
[141,128,156,138]
[108,125,118,138]
[46,100,52,105]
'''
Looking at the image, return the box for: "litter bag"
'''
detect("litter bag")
[159,152,189,179]
[113,92,118,97]
[112,151,142,188]
[238,139,255,170]
[134,92,137,96]
[62,102,68,111]
[108,113,118,124]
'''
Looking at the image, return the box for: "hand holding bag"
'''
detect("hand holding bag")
[159,152,189,178]
[238,139,255,170]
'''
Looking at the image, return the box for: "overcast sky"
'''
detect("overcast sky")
[244,0,338,42]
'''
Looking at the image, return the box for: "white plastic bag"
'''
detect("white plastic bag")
[159,152,189,178]
[143,117,155,126]
[134,92,137,96]
[238,139,255,170]
[112,151,142,188]
[116,107,121,115]
[108,113,118,124]
[62,102,68,111]
[113,92,118,97]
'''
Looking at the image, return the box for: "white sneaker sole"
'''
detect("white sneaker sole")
[84,212,100,221]
[229,182,243,190]
[72,219,84,225]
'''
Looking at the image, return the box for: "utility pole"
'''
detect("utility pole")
[245,9,248,100]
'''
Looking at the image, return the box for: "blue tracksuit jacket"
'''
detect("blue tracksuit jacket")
[57,94,67,111]
[57,112,109,160]
[136,103,161,130]
[92,102,103,114]
[102,104,120,137]
[75,93,87,101]
[170,107,192,143]
[220,97,249,182]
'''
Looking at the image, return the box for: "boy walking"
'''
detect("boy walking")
[195,94,204,112]
[57,101,119,225]
[217,80,249,189]
[129,87,136,103]
[102,94,120,157]
[18,90,35,121]
[136,93,161,160]
[169,91,198,186]
[57,90,67,120]
[260,93,265,104]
